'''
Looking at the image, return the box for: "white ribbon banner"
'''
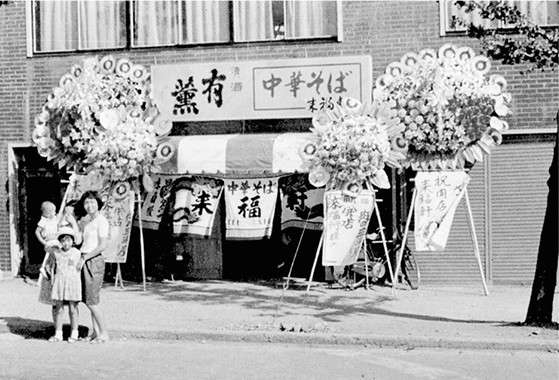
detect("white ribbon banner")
[224,177,279,240]
[322,190,375,267]
[414,171,470,251]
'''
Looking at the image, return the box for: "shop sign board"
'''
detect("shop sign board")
[151,55,372,121]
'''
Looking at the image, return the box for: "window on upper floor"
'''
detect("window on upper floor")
[30,0,340,54]
[440,0,559,35]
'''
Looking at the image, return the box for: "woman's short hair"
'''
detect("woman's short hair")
[78,191,104,215]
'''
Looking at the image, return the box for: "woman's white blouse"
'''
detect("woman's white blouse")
[80,214,109,254]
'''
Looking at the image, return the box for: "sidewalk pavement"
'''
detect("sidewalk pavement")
[0,278,557,351]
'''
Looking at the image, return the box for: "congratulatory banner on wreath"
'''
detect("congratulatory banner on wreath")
[322,190,375,267]
[414,171,470,251]
[151,56,372,121]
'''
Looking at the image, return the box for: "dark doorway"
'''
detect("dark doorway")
[14,147,66,277]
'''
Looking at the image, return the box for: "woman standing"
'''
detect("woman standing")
[78,191,109,343]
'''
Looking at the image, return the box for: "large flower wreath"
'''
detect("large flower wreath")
[300,97,405,195]
[32,55,167,186]
[372,44,512,170]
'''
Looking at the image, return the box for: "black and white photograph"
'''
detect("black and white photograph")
[0,0,557,379]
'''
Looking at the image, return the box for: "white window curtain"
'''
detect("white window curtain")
[78,1,126,50]
[446,0,559,31]
[285,0,337,38]
[34,1,78,52]
[233,0,274,41]
[182,1,230,43]
[134,0,230,46]
[134,1,179,47]
[507,0,559,25]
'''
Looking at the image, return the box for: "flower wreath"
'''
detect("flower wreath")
[373,44,512,170]
[32,55,169,187]
[300,97,405,195]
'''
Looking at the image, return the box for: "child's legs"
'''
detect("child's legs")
[68,302,79,332]
[53,301,64,334]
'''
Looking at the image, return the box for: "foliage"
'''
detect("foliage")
[451,0,559,73]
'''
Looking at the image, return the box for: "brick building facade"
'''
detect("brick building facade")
[0,1,557,283]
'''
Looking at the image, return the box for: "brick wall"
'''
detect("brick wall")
[1,0,557,273]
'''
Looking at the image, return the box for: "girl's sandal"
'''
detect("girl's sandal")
[48,336,62,342]
[67,337,78,344]
[78,335,95,342]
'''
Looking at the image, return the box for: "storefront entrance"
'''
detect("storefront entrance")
[10,146,66,277]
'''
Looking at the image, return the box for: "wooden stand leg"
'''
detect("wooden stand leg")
[136,192,147,292]
[306,233,324,292]
[374,202,395,294]
[464,189,489,296]
[363,238,370,290]
[394,188,417,285]
[284,216,310,291]
[114,263,124,289]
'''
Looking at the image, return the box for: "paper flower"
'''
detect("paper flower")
[32,55,161,185]
[302,97,402,192]
[373,44,512,169]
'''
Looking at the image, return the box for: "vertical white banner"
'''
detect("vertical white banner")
[322,190,375,266]
[224,178,279,239]
[414,171,470,251]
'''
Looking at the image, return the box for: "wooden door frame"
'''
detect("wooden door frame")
[7,143,31,278]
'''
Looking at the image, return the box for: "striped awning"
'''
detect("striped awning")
[154,133,315,177]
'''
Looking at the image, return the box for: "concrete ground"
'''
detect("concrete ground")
[1,339,558,380]
[0,278,557,351]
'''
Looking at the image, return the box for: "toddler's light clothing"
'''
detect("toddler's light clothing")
[38,216,58,241]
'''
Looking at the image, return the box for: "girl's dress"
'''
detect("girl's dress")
[51,247,82,302]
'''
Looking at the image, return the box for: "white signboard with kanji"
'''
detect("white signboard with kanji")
[151,56,372,121]
[224,177,279,240]
[322,190,375,267]
[414,171,470,251]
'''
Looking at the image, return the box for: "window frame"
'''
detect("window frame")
[26,0,343,57]
[439,0,559,37]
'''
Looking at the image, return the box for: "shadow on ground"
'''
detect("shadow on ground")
[113,280,511,325]
[0,317,90,340]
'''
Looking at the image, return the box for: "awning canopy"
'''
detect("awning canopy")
[154,133,315,178]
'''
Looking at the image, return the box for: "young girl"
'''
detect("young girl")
[49,226,82,343]
[38,201,81,304]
